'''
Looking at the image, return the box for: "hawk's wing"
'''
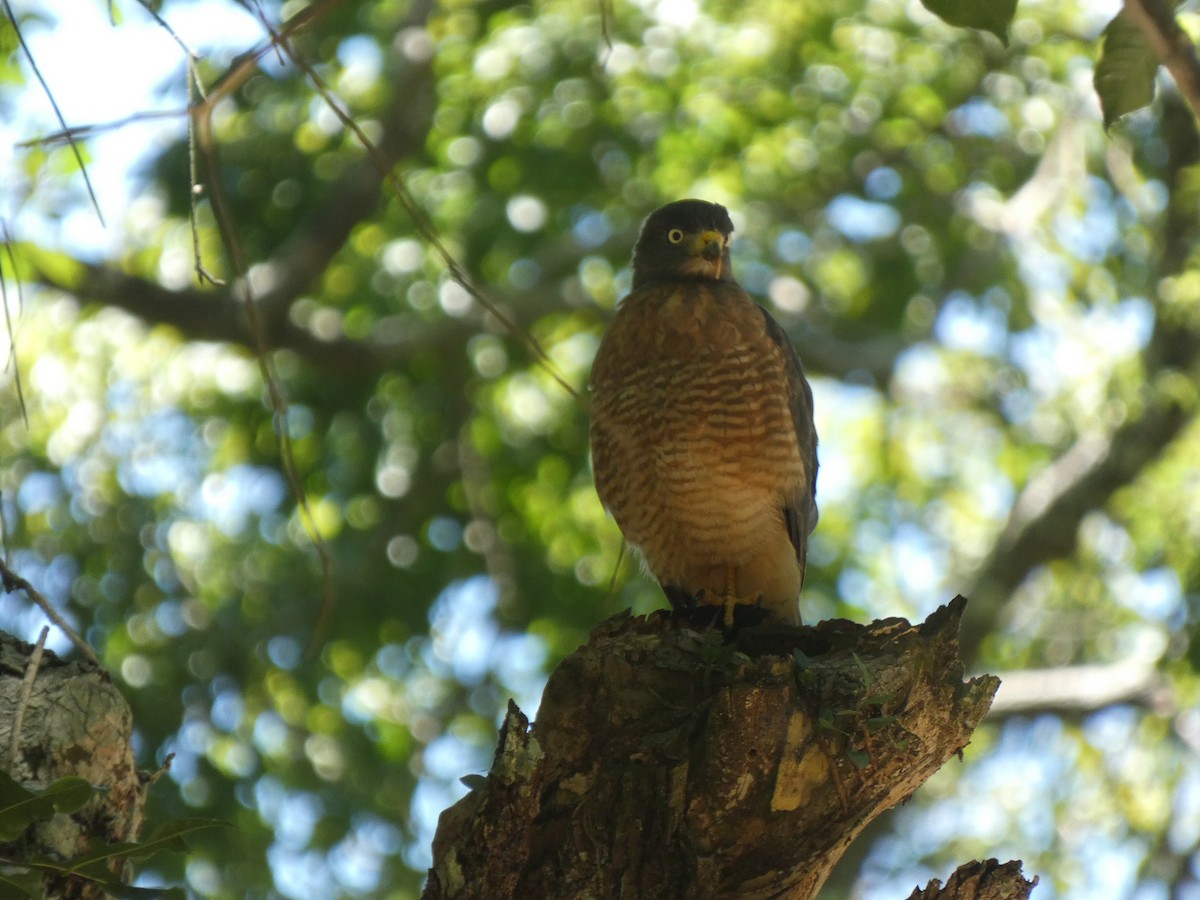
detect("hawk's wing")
[759,307,819,584]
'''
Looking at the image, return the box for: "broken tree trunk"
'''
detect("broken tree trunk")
[425,596,1032,899]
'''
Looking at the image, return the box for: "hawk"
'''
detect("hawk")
[589,199,818,626]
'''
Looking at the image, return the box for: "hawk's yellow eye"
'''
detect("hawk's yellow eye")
[667,228,684,244]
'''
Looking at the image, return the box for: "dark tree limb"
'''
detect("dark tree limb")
[30,251,912,387]
[425,598,1013,900]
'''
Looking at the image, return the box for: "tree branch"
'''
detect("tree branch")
[0,557,99,666]
[251,0,440,316]
[958,385,1192,662]
[958,94,1200,664]
[31,253,913,385]
[21,0,437,377]
[987,660,1168,719]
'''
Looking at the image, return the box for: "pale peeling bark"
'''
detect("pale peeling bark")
[0,632,144,899]
[426,597,1030,899]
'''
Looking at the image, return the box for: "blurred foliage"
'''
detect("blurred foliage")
[1,0,1199,897]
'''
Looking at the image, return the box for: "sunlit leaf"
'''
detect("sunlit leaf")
[920,0,1017,43]
[1094,11,1160,127]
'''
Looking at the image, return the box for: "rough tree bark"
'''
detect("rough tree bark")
[0,631,145,899]
[425,596,1036,899]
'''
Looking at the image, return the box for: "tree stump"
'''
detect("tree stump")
[426,596,1032,899]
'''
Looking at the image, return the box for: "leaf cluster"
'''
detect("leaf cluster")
[0,772,223,899]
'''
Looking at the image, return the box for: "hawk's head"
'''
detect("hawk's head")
[631,199,735,289]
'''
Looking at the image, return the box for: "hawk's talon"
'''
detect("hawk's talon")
[719,594,766,629]
[717,566,762,629]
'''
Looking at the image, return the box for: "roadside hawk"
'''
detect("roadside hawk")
[589,199,818,626]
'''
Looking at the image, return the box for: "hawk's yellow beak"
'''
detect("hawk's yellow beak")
[693,230,726,279]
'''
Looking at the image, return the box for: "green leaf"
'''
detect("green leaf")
[851,652,873,692]
[0,866,44,899]
[1094,12,1160,127]
[846,748,872,769]
[0,774,97,841]
[39,778,96,815]
[920,0,1017,44]
[63,818,229,873]
[698,642,736,666]
[818,706,835,729]
[104,887,186,900]
[63,863,184,900]
[0,770,34,807]
[792,648,812,670]
[11,854,179,900]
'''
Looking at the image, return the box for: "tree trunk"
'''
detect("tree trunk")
[0,632,144,899]
[425,596,1034,899]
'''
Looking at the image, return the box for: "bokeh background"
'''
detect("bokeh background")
[2,0,1198,896]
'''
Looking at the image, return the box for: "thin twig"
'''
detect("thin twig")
[457,423,518,609]
[0,557,100,667]
[135,0,205,87]
[1,219,29,426]
[3,0,105,226]
[606,538,628,609]
[247,3,584,407]
[1123,0,1200,124]
[598,0,615,54]
[191,114,336,653]
[17,109,187,148]
[8,626,49,766]
[188,2,342,655]
[0,467,8,563]
[186,65,221,286]
[132,0,222,285]
[141,751,176,787]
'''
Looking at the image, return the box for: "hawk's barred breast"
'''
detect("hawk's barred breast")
[591,281,813,624]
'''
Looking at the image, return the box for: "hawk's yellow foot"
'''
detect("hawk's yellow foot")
[718,565,758,629]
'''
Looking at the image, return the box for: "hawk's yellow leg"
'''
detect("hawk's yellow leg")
[720,565,760,628]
